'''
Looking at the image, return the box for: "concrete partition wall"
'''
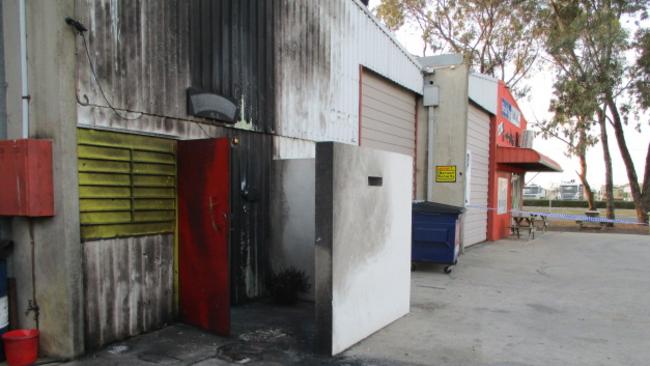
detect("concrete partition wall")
[270,159,316,300]
[315,142,412,355]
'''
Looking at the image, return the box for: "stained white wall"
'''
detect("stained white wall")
[315,142,412,355]
[269,159,316,301]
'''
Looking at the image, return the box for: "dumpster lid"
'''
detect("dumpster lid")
[412,201,465,214]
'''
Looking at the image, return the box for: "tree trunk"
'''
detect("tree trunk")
[642,142,650,219]
[597,108,615,224]
[577,125,596,210]
[578,154,596,210]
[606,95,648,223]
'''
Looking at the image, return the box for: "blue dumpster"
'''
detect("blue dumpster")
[412,202,464,273]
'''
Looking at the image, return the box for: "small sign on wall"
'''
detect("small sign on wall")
[435,165,457,183]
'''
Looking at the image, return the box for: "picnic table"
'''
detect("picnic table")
[511,212,548,240]
[576,210,605,230]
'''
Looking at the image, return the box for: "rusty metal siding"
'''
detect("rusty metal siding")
[189,0,275,131]
[84,234,173,350]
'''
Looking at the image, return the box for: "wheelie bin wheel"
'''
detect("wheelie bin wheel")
[444,265,453,274]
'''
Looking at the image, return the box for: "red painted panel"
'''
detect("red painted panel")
[496,81,526,147]
[178,138,230,335]
[0,139,54,217]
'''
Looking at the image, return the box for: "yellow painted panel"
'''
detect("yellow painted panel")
[80,199,131,212]
[133,163,176,176]
[79,172,131,186]
[134,187,175,198]
[79,186,131,198]
[133,150,176,164]
[134,199,175,210]
[78,128,176,153]
[133,175,175,187]
[78,159,131,173]
[78,145,130,161]
[80,222,175,240]
[78,128,177,240]
[133,210,175,223]
[80,211,132,225]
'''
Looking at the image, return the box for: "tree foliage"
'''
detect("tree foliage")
[374,0,543,95]
[541,0,650,223]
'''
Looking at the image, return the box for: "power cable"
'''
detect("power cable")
[66,17,142,120]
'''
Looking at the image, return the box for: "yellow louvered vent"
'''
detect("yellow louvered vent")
[77,128,176,240]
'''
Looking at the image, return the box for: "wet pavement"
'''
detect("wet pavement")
[54,231,650,365]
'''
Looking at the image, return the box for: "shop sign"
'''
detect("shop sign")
[435,165,457,183]
[501,99,521,127]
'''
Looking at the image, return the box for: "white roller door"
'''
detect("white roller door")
[462,104,490,246]
[360,70,416,158]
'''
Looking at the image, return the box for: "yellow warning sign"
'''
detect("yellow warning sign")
[435,165,457,183]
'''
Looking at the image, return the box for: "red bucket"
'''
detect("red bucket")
[2,329,39,366]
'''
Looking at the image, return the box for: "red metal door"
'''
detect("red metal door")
[178,138,230,335]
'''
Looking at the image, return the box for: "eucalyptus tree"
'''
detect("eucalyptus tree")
[538,76,600,211]
[375,0,543,96]
[543,0,650,223]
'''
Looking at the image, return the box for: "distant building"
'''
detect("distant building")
[598,184,633,201]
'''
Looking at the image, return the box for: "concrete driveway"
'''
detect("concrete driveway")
[56,231,649,365]
[346,231,650,366]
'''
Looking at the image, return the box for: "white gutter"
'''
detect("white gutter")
[19,0,29,138]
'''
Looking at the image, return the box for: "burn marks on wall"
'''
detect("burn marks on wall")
[188,0,275,132]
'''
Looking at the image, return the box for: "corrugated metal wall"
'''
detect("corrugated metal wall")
[462,104,490,246]
[76,0,192,133]
[274,0,423,158]
[189,0,275,131]
[360,70,416,157]
[78,128,176,349]
[224,131,273,303]
[75,0,272,304]
[74,0,422,308]
[84,234,173,350]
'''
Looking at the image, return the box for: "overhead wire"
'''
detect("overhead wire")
[80,32,142,120]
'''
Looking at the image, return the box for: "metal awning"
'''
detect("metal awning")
[496,146,562,172]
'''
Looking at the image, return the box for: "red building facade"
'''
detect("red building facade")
[487,82,562,241]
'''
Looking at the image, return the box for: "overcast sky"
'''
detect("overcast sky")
[368,0,649,190]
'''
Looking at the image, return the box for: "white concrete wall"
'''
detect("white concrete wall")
[315,142,412,355]
[2,0,85,357]
[269,159,316,301]
[428,66,470,206]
